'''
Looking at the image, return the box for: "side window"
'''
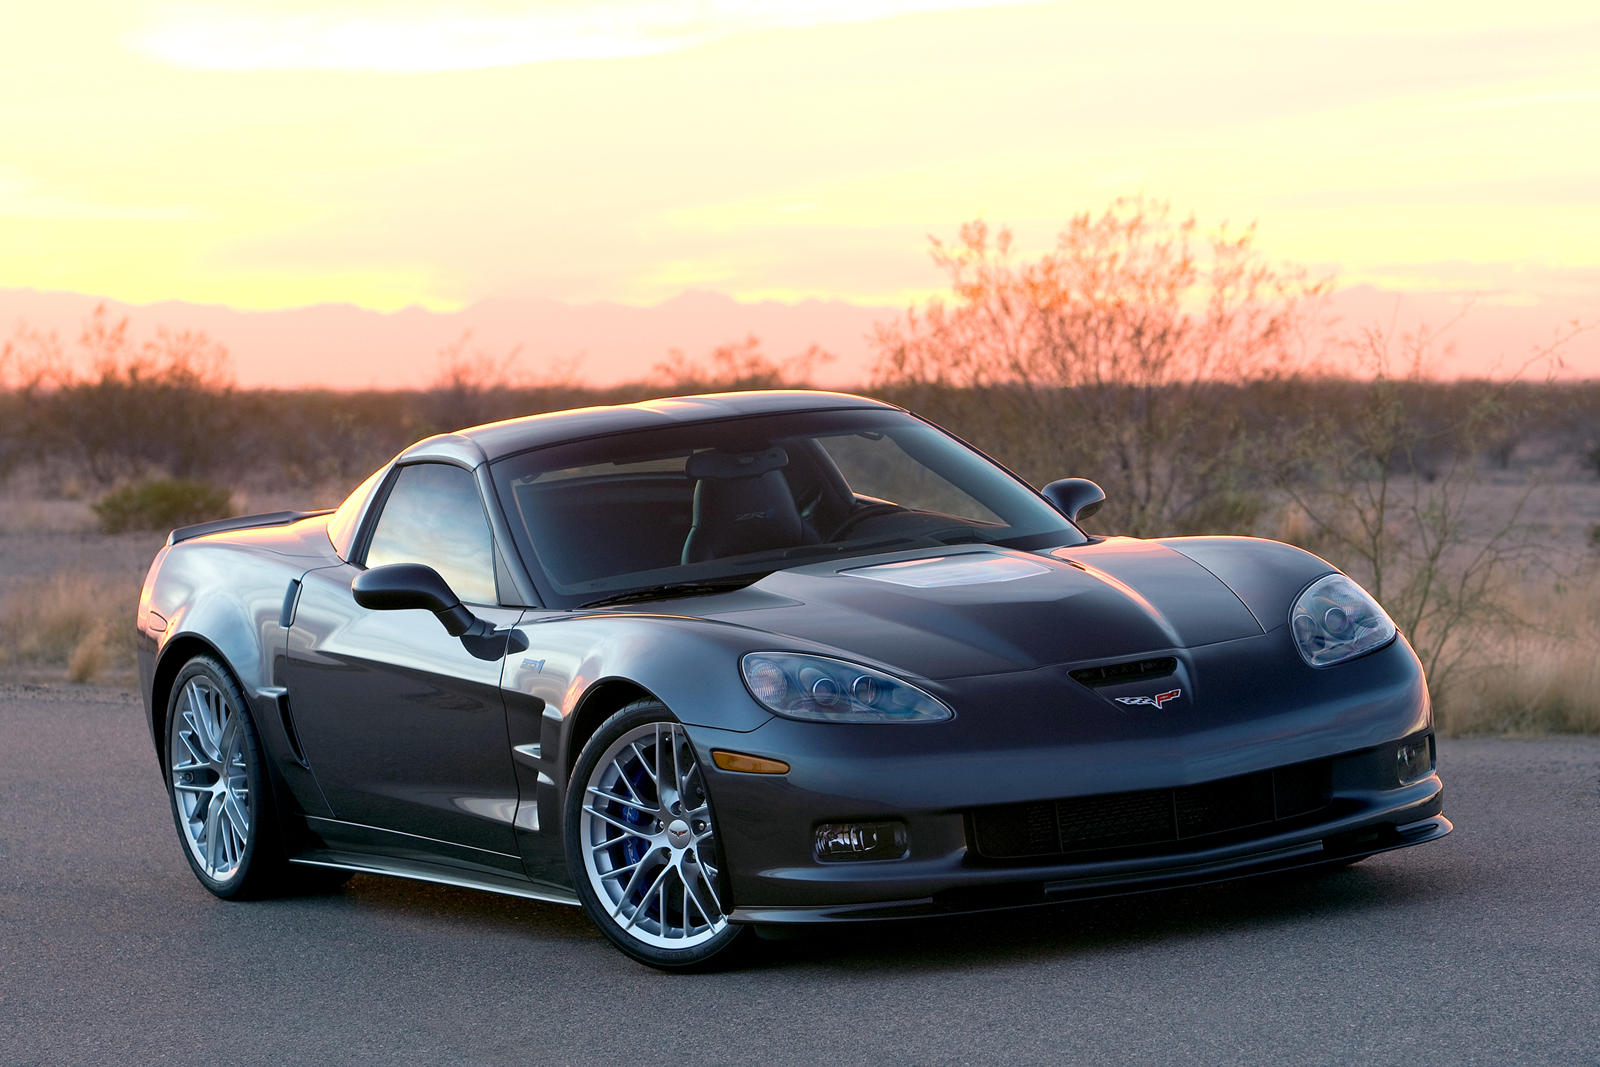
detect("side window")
[365,463,498,605]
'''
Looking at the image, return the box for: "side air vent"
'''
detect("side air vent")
[1069,657,1177,687]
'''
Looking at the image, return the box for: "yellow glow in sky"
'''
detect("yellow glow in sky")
[131,1,1028,73]
[1,0,1597,328]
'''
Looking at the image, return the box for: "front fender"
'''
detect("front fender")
[508,612,791,738]
[503,611,795,886]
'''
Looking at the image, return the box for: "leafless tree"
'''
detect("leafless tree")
[873,197,1328,534]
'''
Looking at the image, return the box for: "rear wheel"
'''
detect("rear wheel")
[565,701,750,969]
[165,655,286,898]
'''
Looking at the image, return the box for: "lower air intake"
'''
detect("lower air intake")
[969,760,1333,861]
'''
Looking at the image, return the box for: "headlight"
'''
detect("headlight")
[1290,574,1397,667]
[740,652,953,723]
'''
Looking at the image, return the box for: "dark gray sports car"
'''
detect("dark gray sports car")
[137,390,1449,968]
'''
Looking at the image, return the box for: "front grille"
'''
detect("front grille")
[969,760,1333,861]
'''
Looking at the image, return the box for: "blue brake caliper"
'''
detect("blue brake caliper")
[618,758,651,869]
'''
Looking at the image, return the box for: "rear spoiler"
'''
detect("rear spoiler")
[167,509,334,546]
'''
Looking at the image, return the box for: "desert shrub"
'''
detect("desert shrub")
[93,478,234,534]
[0,573,139,684]
[1262,326,1565,698]
[5,307,240,485]
[1431,570,1600,735]
[653,335,834,393]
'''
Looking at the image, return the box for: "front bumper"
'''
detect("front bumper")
[727,783,1448,924]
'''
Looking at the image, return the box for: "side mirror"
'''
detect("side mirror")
[352,563,482,637]
[1041,478,1106,524]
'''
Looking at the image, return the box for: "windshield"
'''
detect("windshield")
[489,407,1085,608]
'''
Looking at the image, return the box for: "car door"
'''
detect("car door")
[282,461,524,869]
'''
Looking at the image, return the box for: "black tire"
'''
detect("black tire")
[564,700,752,970]
[164,655,288,900]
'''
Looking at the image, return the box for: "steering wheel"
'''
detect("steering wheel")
[828,502,903,540]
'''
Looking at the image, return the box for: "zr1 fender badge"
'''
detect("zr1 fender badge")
[1114,688,1182,709]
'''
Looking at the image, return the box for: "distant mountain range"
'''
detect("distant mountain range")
[0,288,892,390]
[1,285,1592,389]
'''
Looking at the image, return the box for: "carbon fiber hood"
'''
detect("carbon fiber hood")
[696,538,1298,680]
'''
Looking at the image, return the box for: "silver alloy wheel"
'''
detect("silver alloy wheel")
[578,721,729,949]
[169,675,252,883]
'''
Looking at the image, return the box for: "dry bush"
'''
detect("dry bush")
[93,478,235,533]
[0,573,139,684]
[654,335,834,393]
[1263,324,1572,697]
[1431,569,1600,735]
[5,306,240,486]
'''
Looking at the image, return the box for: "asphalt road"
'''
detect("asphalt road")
[2,683,1597,1066]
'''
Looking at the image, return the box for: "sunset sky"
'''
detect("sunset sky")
[3,0,1597,378]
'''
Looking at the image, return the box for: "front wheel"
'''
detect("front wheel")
[564,701,750,969]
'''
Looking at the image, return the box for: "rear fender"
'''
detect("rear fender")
[141,543,304,768]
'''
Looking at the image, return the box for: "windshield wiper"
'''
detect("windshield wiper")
[578,576,763,609]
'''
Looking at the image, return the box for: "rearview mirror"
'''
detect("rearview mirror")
[352,563,483,637]
[1041,478,1106,524]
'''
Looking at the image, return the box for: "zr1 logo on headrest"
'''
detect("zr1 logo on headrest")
[1114,688,1181,709]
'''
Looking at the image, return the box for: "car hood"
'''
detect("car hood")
[691,538,1277,680]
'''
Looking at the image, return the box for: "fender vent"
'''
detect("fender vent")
[1069,657,1177,687]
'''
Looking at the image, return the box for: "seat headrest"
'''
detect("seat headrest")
[685,446,789,481]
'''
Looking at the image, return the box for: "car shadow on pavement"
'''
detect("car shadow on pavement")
[271,873,604,946]
[748,852,1476,973]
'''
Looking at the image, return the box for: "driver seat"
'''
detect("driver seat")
[681,447,810,563]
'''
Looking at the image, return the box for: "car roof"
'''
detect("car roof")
[399,390,900,466]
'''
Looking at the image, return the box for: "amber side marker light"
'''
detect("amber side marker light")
[711,750,790,774]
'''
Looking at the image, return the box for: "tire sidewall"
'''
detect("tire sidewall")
[563,700,747,970]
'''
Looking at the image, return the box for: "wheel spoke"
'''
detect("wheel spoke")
[681,866,713,927]
[217,713,240,765]
[650,724,668,799]
[611,764,646,805]
[178,725,208,768]
[583,804,652,839]
[190,684,221,761]
[620,863,671,931]
[680,869,692,936]
[629,741,655,787]
[672,729,693,801]
[693,861,723,917]
[586,785,654,816]
[598,858,645,882]
[610,861,649,917]
[222,791,249,841]
[202,797,223,873]
[220,815,237,869]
